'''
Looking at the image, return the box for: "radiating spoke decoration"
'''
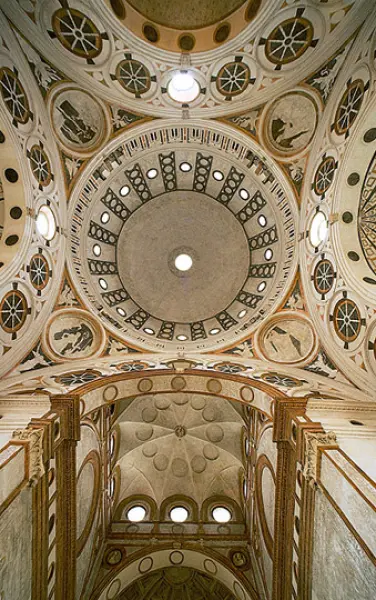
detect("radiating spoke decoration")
[55,370,100,386]
[0,290,28,333]
[116,59,151,96]
[216,62,250,97]
[29,145,52,187]
[265,17,314,66]
[334,80,364,136]
[313,259,335,295]
[29,254,49,291]
[0,68,30,124]
[52,8,103,59]
[333,298,361,343]
[314,157,336,196]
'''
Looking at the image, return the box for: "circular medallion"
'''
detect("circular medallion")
[29,144,52,188]
[43,308,105,362]
[265,17,314,67]
[263,91,318,158]
[334,79,365,136]
[313,157,337,197]
[115,59,151,96]
[51,87,108,155]
[0,67,30,125]
[0,289,28,334]
[54,369,101,387]
[256,314,316,365]
[332,298,362,344]
[216,61,250,97]
[313,259,335,297]
[52,8,103,59]
[29,254,50,291]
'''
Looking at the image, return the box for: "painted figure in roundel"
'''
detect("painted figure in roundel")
[264,92,318,157]
[51,89,106,153]
[261,318,315,363]
[45,310,104,361]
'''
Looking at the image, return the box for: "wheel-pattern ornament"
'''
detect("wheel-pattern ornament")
[312,258,335,298]
[28,254,51,293]
[115,59,152,97]
[0,67,30,126]
[55,370,101,386]
[260,372,304,388]
[28,144,53,188]
[333,79,367,138]
[331,297,362,347]
[216,61,253,98]
[51,8,103,60]
[358,151,376,276]
[313,156,337,198]
[262,13,315,69]
[0,289,28,336]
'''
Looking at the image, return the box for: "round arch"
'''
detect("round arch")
[93,547,258,600]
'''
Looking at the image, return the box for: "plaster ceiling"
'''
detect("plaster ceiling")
[113,392,247,507]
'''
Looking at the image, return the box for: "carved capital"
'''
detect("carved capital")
[303,431,337,484]
[12,428,45,486]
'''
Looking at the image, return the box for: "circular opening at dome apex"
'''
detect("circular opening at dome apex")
[167,71,200,103]
[170,506,189,523]
[174,253,193,272]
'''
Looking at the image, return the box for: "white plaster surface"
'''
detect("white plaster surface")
[312,491,376,600]
[0,489,32,600]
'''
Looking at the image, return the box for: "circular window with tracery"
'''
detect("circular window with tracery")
[54,369,101,386]
[260,372,304,388]
[265,17,314,66]
[332,298,361,344]
[52,8,103,59]
[216,62,250,97]
[334,80,365,136]
[0,68,30,125]
[313,259,335,296]
[313,157,336,197]
[29,254,50,291]
[29,145,52,188]
[116,59,151,96]
[0,290,28,333]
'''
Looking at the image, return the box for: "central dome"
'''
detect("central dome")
[117,191,249,323]
[68,120,298,351]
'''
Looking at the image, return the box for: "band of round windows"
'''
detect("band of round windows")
[68,122,298,351]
